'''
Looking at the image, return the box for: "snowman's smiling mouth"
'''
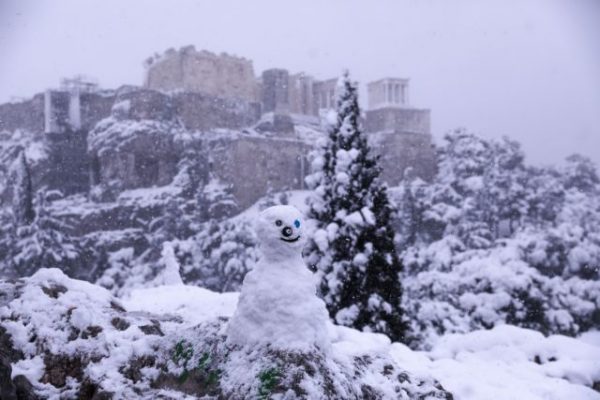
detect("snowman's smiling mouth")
[280,236,300,243]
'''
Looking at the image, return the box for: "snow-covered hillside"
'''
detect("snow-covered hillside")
[0,268,597,399]
[127,283,600,400]
[0,269,452,399]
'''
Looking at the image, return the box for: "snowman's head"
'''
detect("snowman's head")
[256,205,306,259]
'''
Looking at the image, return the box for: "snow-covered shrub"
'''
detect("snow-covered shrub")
[399,131,532,250]
[6,191,80,278]
[96,241,187,297]
[95,247,140,296]
[256,187,291,212]
[394,132,600,347]
[178,217,258,292]
[562,153,599,193]
[516,185,600,280]
[196,173,239,222]
[11,151,35,225]
[147,198,193,248]
[403,235,600,348]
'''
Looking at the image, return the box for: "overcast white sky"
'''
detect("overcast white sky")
[1,0,599,166]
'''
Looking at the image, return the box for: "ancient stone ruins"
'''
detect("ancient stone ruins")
[0,46,436,209]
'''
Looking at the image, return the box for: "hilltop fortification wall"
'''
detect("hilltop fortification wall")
[145,46,258,103]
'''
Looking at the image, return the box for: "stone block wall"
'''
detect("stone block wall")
[312,78,338,113]
[261,69,290,114]
[145,47,258,102]
[365,107,436,183]
[144,49,183,92]
[365,107,431,135]
[209,136,310,209]
[370,132,437,185]
[288,73,316,116]
[173,92,261,131]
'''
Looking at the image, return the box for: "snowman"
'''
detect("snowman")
[226,205,331,352]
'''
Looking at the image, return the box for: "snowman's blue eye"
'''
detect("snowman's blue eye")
[294,219,300,228]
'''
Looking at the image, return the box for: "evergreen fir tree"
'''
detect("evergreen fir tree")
[306,71,406,341]
[0,208,16,277]
[12,151,35,226]
[183,218,257,292]
[12,191,80,277]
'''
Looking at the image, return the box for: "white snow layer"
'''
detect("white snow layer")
[4,266,598,399]
[125,280,600,400]
[152,241,184,286]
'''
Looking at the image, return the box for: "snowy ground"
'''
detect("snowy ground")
[125,284,600,400]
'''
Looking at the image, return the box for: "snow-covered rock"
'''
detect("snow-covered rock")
[0,268,452,399]
[3,268,597,399]
[392,325,600,400]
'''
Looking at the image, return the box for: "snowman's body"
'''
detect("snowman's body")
[226,205,331,352]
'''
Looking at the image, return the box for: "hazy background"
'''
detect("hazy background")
[1,0,599,166]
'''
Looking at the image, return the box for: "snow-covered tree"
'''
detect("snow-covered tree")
[525,166,565,227]
[486,137,528,236]
[306,72,405,341]
[414,130,490,249]
[95,247,138,296]
[148,198,192,248]
[393,131,600,347]
[0,208,16,277]
[10,191,80,277]
[402,236,600,348]
[12,151,35,226]
[258,187,290,211]
[400,132,532,250]
[394,176,422,250]
[562,153,599,194]
[196,173,239,222]
[172,140,208,199]
[180,218,258,292]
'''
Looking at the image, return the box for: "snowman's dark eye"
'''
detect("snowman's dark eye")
[294,219,300,228]
[275,220,283,226]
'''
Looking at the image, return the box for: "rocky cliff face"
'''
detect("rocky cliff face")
[0,84,437,214]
